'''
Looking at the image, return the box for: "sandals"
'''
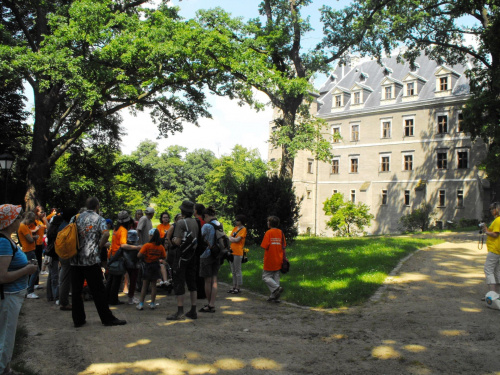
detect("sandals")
[227,288,235,293]
[227,288,241,294]
[199,304,216,313]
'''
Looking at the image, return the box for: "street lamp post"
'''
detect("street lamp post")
[0,153,15,202]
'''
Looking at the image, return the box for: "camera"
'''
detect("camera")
[219,248,234,265]
[479,222,485,234]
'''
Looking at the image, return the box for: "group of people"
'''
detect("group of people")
[0,197,288,375]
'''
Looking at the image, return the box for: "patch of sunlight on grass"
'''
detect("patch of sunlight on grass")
[325,279,349,291]
[382,340,396,344]
[460,307,482,313]
[250,358,283,370]
[213,358,246,370]
[403,345,427,353]
[321,334,347,342]
[439,330,468,337]
[125,339,151,348]
[222,310,245,316]
[189,364,216,374]
[337,267,357,275]
[225,296,249,302]
[359,272,385,283]
[372,345,401,360]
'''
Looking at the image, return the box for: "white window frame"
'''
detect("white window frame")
[332,125,341,143]
[331,158,340,174]
[380,153,391,172]
[436,112,449,134]
[349,156,359,173]
[406,81,415,96]
[381,189,388,205]
[381,119,392,138]
[351,189,356,203]
[335,94,342,107]
[457,189,464,208]
[351,123,360,142]
[457,111,464,132]
[384,85,392,99]
[307,159,314,174]
[353,91,361,104]
[457,148,469,169]
[402,152,414,171]
[404,190,410,206]
[437,150,448,170]
[439,76,449,91]
[403,115,415,137]
[438,189,446,207]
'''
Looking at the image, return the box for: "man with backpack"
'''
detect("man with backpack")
[166,200,200,321]
[71,197,126,327]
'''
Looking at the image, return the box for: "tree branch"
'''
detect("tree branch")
[3,0,38,52]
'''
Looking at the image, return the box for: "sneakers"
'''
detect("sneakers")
[55,300,60,306]
[128,297,140,305]
[26,293,39,299]
[185,310,198,320]
[136,302,144,311]
[40,271,49,275]
[34,285,44,290]
[271,286,283,300]
[166,311,185,320]
[149,302,156,310]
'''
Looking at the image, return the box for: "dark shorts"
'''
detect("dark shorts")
[199,256,220,278]
[172,256,197,295]
[143,262,161,281]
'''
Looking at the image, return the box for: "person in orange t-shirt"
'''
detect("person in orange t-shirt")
[156,212,171,240]
[228,214,247,294]
[136,229,166,310]
[18,212,40,298]
[261,216,286,302]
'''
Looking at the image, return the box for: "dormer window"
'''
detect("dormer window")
[384,86,392,99]
[353,91,361,104]
[335,95,342,107]
[406,82,415,96]
[439,77,448,91]
[330,87,350,111]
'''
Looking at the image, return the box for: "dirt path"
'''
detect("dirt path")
[15,232,500,375]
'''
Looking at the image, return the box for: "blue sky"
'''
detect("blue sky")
[119,0,352,159]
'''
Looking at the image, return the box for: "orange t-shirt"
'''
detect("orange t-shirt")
[156,223,171,238]
[35,219,46,245]
[261,228,286,271]
[139,242,166,263]
[230,226,247,256]
[18,222,36,252]
[109,226,128,258]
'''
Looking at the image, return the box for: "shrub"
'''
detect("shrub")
[323,193,373,237]
[233,175,301,244]
[398,203,435,232]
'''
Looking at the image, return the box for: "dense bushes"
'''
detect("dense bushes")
[398,203,435,232]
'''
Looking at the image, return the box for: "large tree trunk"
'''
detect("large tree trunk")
[24,91,53,210]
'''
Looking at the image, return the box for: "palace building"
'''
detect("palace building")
[269,54,490,235]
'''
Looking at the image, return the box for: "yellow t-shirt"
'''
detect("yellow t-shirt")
[230,226,247,256]
[487,216,500,255]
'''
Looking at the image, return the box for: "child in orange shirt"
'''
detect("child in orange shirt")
[137,229,166,310]
[261,216,286,302]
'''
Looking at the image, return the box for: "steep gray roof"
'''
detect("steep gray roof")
[316,54,470,115]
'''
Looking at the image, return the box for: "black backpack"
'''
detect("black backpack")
[0,233,18,300]
[207,221,230,259]
[177,219,199,266]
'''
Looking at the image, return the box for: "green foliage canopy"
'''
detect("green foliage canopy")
[323,193,374,237]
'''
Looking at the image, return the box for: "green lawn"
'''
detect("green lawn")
[218,236,443,309]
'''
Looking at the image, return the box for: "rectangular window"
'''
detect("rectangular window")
[354,91,361,104]
[437,115,448,134]
[381,190,388,205]
[384,86,392,99]
[307,159,314,174]
[404,119,414,136]
[382,121,391,138]
[438,190,446,207]
[457,151,469,169]
[437,152,448,169]
[404,190,410,206]
[333,189,338,195]
[381,156,390,172]
[440,77,448,91]
[404,155,413,171]
[351,190,356,203]
[306,190,312,199]
[335,95,342,107]
[457,189,464,208]
[331,159,339,174]
[350,158,358,173]
[458,113,464,132]
[406,82,415,96]
[351,124,359,141]
[332,127,340,143]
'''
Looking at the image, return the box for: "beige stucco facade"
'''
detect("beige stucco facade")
[269,56,490,235]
